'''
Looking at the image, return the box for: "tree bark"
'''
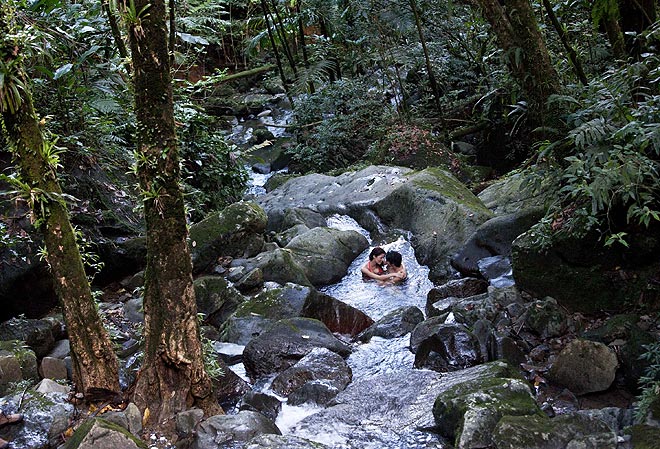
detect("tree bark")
[125,0,220,436]
[1,1,120,401]
[475,0,560,127]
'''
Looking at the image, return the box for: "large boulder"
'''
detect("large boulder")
[548,339,618,395]
[191,411,281,449]
[257,166,493,282]
[492,412,617,449]
[243,317,351,380]
[189,201,267,273]
[426,277,488,317]
[451,207,544,277]
[0,318,57,358]
[285,227,369,286]
[356,306,424,342]
[477,172,556,216]
[301,291,374,337]
[193,276,245,328]
[219,283,314,344]
[432,362,542,449]
[62,418,147,449]
[270,347,352,401]
[411,321,482,371]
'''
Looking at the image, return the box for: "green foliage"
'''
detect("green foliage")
[289,79,391,172]
[198,313,224,380]
[528,23,660,247]
[176,104,248,221]
[636,340,660,423]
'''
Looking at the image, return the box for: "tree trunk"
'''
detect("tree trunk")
[409,0,442,110]
[475,0,560,127]
[1,1,120,401]
[125,0,220,436]
[542,0,588,85]
[260,0,294,105]
[295,1,315,93]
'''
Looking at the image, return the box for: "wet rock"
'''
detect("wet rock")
[287,381,341,406]
[191,411,281,449]
[492,412,617,449]
[548,339,618,395]
[433,365,540,449]
[194,276,245,328]
[450,292,499,327]
[243,317,351,380]
[46,339,71,359]
[301,292,374,337]
[524,297,570,338]
[212,341,244,364]
[357,306,424,342]
[257,166,492,282]
[61,418,147,449]
[274,224,311,247]
[478,255,515,287]
[426,277,488,317]
[244,433,329,449]
[411,321,482,371]
[240,248,312,286]
[212,359,251,405]
[189,201,267,273]
[239,391,282,422]
[271,347,352,397]
[219,283,313,344]
[284,227,369,286]
[451,207,544,277]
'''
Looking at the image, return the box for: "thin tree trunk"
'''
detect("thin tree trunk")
[541,0,588,85]
[260,0,294,105]
[270,0,297,76]
[409,0,442,110]
[101,0,130,73]
[603,14,626,59]
[169,0,176,67]
[295,1,314,93]
[1,2,120,401]
[126,0,220,436]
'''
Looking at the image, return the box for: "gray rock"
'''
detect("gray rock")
[257,166,492,282]
[243,317,351,380]
[0,340,38,394]
[357,306,424,342]
[245,433,329,449]
[193,275,245,328]
[281,208,327,231]
[0,318,55,358]
[411,321,482,371]
[524,297,569,338]
[426,278,488,317]
[271,347,352,397]
[39,356,68,380]
[46,339,71,359]
[124,403,142,436]
[122,297,144,323]
[478,255,515,287]
[478,172,555,215]
[61,418,147,449]
[239,391,282,422]
[189,201,267,273]
[35,378,69,395]
[176,408,204,438]
[548,339,618,395]
[192,411,281,449]
[234,268,264,292]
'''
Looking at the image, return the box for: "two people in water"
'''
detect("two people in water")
[361,246,407,284]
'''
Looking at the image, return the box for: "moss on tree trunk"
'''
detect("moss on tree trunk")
[0,1,119,400]
[126,0,220,436]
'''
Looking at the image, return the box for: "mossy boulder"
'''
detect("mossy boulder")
[219,284,314,344]
[433,361,541,448]
[477,172,556,216]
[63,418,148,449]
[241,248,311,286]
[0,340,38,394]
[190,201,267,273]
[257,165,492,282]
[193,276,245,328]
[493,413,616,449]
[548,339,618,395]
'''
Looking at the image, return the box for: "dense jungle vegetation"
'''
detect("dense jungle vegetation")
[1,0,660,439]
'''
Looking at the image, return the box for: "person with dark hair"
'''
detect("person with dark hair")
[385,250,407,284]
[361,247,387,280]
[0,411,23,449]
